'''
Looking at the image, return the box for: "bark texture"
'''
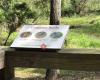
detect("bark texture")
[45,0,61,80]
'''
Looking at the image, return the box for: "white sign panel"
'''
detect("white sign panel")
[11,25,69,49]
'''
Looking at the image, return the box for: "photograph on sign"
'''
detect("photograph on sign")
[10,25,69,49]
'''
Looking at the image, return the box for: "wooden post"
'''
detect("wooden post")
[0,69,5,80]
[45,0,61,80]
[0,47,14,80]
[4,56,15,80]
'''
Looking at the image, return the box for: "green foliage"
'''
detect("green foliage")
[34,0,50,17]
[0,0,42,45]
[0,16,100,48]
[0,0,100,47]
[67,30,100,48]
[14,2,28,10]
[0,9,5,22]
[13,2,38,24]
[61,0,72,16]
[61,0,100,16]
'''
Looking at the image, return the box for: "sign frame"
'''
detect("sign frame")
[10,25,69,50]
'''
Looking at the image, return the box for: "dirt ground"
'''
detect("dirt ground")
[14,70,100,80]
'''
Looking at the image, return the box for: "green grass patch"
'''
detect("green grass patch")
[61,15,100,25]
[15,68,45,78]
[66,30,100,48]
[0,15,100,48]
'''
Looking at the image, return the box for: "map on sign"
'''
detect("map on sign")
[10,25,69,49]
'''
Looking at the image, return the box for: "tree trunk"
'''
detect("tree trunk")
[50,0,61,25]
[45,0,61,80]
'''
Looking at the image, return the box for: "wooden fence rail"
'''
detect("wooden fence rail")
[0,47,100,80]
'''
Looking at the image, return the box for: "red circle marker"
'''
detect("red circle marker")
[41,43,47,49]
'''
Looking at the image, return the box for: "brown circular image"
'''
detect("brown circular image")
[35,31,47,39]
[20,31,32,38]
[50,32,63,39]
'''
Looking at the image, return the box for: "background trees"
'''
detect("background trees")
[61,0,100,16]
[0,0,100,46]
[0,0,40,45]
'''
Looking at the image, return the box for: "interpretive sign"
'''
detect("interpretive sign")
[11,25,69,49]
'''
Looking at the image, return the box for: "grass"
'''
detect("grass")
[61,15,100,25]
[66,30,100,48]
[0,15,100,80]
[0,15,100,48]
[15,68,46,78]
